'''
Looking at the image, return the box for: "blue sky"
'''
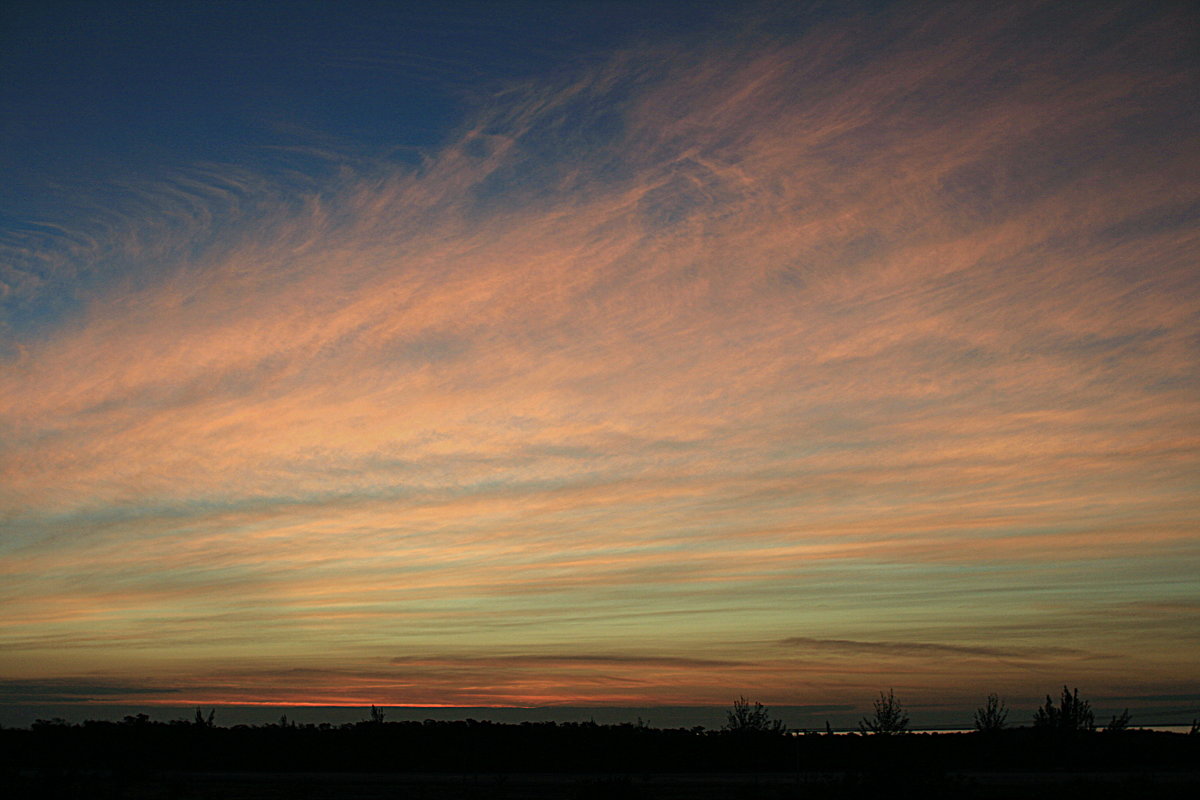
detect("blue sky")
[2,1,739,218]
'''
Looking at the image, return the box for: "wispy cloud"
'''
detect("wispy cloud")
[1,2,1197,710]
[777,637,1089,661]
[0,678,182,703]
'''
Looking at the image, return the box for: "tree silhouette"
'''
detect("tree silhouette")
[859,689,909,735]
[1033,686,1094,732]
[723,696,786,734]
[973,693,1008,733]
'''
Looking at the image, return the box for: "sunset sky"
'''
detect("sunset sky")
[2,0,1198,727]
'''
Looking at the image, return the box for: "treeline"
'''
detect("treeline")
[2,711,1197,776]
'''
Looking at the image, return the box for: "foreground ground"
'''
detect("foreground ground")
[7,769,1200,800]
[5,721,1197,797]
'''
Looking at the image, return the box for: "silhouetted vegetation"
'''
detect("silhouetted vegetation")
[3,696,1198,799]
[859,689,909,735]
[722,695,786,734]
[1104,708,1132,732]
[975,693,1009,733]
[1034,686,1095,733]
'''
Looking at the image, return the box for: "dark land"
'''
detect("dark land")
[4,715,1198,799]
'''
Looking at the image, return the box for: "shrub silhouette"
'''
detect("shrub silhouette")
[1033,686,1094,732]
[859,689,909,735]
[723,696,785,734]
[5,710,1200,780]
[973,693,1008,733]
[1104,708,1132,732]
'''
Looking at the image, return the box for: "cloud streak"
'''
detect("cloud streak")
[776,637,1088,661]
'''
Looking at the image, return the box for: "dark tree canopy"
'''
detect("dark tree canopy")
[974,693,1009,733]
[1034,686,1095,733]
[723,696,786,734]
[860,689,910,735]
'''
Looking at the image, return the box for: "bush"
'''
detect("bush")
[1033,686,1094,733]
[723,696,786,734]
[974,693,1008,733]
[1104,709,1132,732]
[859,689,909,735]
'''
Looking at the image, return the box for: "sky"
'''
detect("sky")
[1,0,1198,728]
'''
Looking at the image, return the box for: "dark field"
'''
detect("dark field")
[4,718,1198,798]
[8,769,1200,800]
